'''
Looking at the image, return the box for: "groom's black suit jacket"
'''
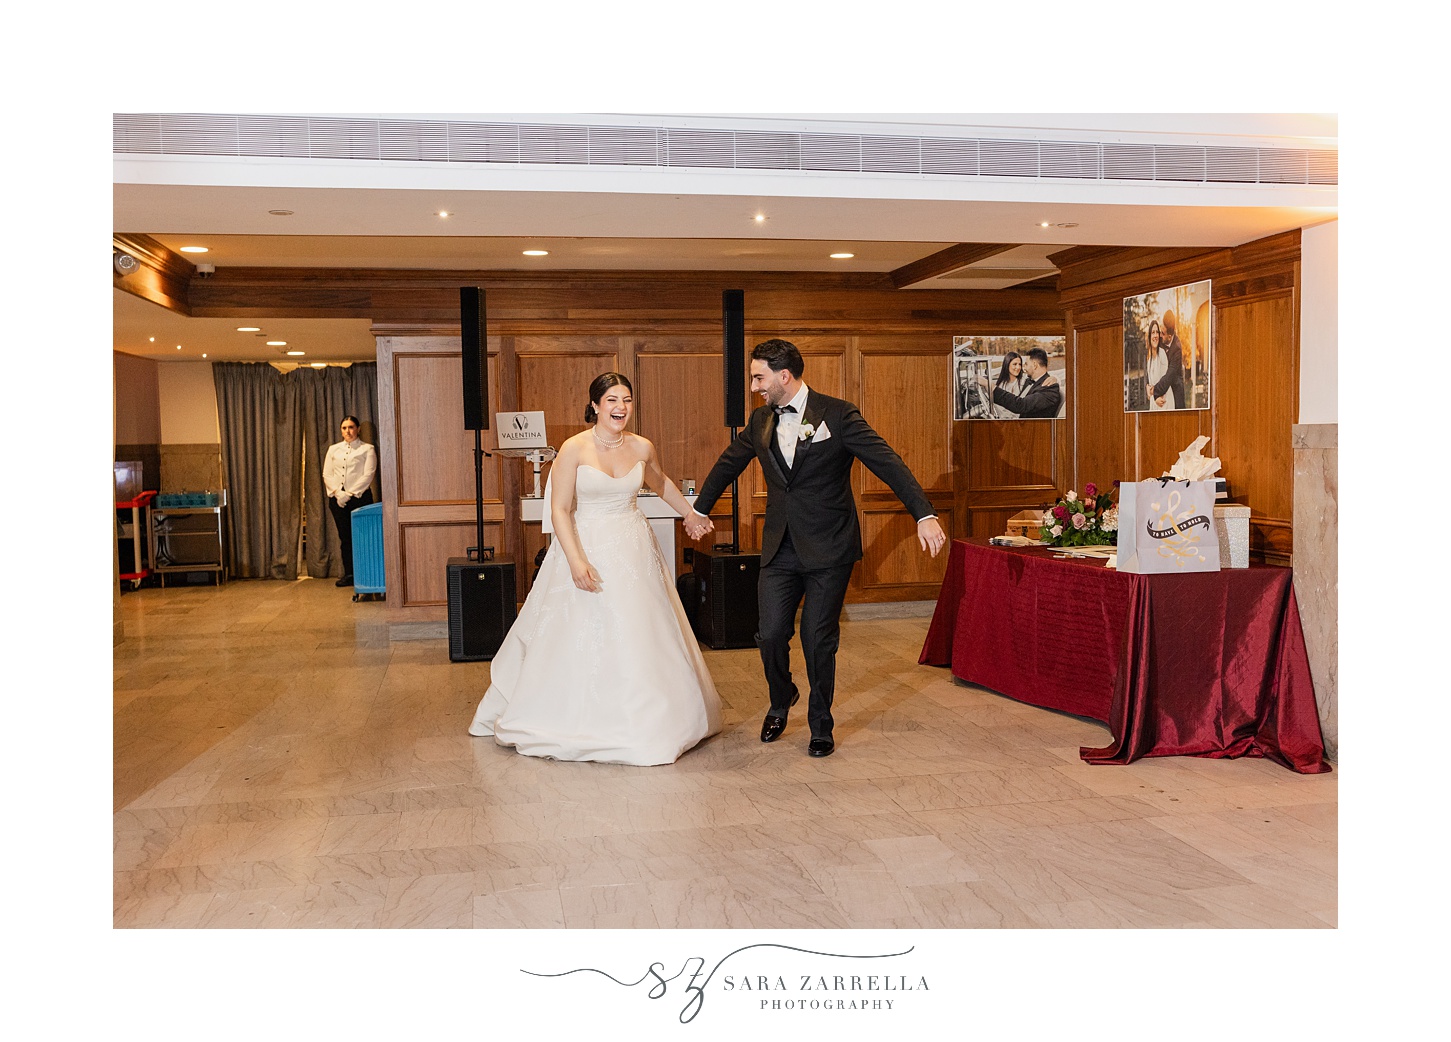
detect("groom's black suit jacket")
[694,390,935,570]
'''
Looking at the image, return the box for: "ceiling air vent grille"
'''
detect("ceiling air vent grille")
[979,139,1042,178]
[662,129,737,169]
[113,114,1337,187]
[587,126,661,166]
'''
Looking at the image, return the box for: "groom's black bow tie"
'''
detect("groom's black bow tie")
[773,404,797,416]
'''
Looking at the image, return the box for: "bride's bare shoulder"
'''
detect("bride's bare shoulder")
[556,434,588,459]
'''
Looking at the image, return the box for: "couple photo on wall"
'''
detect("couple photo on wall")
[952,335,1067,420]
[951,278,1213,421]
[1122,279,1212,412]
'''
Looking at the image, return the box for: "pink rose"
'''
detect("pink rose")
[1072,513,1087,530]
[1084,482,1098,498]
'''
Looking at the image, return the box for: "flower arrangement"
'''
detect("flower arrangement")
[1040,482,1118,547]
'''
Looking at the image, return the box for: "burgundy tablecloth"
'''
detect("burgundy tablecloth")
[919,539,1329,774]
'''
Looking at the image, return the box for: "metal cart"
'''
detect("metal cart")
[150,490,229,587]
[117,490,157,589]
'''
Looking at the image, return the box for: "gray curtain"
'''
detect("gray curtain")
[213,362,378,580]
[213,363,303,579]
[296,363,379,578]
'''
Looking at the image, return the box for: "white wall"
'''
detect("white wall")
[1299,220,1338,425]
[157,361,220,443]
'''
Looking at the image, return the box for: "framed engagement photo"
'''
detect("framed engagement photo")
[1123,279,1212,412]
[952,335,1067,420]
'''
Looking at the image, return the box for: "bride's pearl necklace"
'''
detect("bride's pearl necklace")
[592,428,625,448]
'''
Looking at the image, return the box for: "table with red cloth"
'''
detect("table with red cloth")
[919,538,1329,774]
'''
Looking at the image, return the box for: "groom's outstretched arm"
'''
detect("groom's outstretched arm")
[691,425,758,519]
[839,406,947,556]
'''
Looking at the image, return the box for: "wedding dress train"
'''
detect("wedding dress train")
[467,461,723,766]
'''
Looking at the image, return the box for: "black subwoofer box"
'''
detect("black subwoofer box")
[692,549,760,650]
[447,557,516,662]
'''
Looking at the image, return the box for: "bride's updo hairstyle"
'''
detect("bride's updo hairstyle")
[585,372,633,424]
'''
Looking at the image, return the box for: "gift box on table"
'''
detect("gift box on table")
[1213,504,1250,568]
[1006,510,1045,540]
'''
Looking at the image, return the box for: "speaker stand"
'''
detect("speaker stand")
[714,425,741,554]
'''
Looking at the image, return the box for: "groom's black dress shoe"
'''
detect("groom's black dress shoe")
[760,686,800,743]
[336,575,354,588]
[807,736,835,758]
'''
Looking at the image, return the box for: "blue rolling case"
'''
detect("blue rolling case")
[350,503,386,600]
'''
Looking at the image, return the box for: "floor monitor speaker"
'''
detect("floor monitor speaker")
[447,557,516,661]
[692,548,759,650]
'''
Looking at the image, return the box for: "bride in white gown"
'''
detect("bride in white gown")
[1144,320,1177,411]
[468,372,723,766]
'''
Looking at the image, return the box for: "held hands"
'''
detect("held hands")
[570,559,603,593]
[683,513,714,541]
[917,517,947,557]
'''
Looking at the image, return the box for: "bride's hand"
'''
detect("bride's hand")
[571,560,603,593]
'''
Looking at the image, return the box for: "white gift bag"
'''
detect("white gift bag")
[1115,478,1221,574]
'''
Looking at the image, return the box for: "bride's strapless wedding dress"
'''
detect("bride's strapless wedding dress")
[468,461,723,766]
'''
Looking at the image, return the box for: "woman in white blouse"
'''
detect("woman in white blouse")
[322,415,377,587]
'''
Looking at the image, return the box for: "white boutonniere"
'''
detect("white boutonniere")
[798,423,815,442]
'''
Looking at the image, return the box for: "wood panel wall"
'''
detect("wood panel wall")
[171,235,1304,621]
[366,279,1059,620]
[1055,231,1302,564]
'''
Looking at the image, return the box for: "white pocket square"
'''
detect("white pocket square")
[813,421,832,442]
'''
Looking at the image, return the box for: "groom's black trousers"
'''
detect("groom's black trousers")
[756,532,855,740]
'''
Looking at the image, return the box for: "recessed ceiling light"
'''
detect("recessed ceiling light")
[268,210,294,216]
[179,246,209,254]
[287,350,306,356]
[237,326,260,332]
[437,211,451,218]
[1039,222,1051,228]
[311,362,327,369]
[202,353,207,359]
[522,249,549,256]
[176,345,182,350]
[267,341,287,346]
[830,252,854,259]
[753,214,767,223]
[148,337,155,343]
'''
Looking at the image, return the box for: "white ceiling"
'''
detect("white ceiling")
[113,113,1338,364]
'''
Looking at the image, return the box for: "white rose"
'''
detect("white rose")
[1066,490,1077,503]
[1050,525,1063,537]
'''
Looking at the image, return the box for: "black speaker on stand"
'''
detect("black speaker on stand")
[719,289,746,554]
[448,286,515,661]
[684,290,760,649]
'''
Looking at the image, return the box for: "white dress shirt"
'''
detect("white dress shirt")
[323,438,377,505]
[774,382,811,467]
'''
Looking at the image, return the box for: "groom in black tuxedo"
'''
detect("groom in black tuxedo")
[686,339,946,757]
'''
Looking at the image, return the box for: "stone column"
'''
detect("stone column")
[1292,423,1337,760]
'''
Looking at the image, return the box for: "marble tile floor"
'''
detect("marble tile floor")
[114,577,1336,929]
